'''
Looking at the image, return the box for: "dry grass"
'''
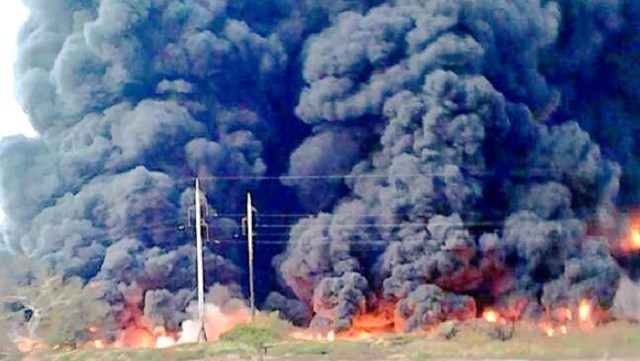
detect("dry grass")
[406,321,640,360]
[22,320,640,361]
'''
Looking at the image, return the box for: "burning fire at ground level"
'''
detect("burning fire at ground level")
[13,298,611,354]
[14,321,640,361]
[286,299,618,345]
[14,214,640,355]
[8,179,640,355]
[75,304,254,351]
[12,216,640,355]
[4,0,640,358]
[287,296,616,344]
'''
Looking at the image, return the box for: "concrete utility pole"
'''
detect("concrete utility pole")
[195,178,207,342]
[246,192,256,322]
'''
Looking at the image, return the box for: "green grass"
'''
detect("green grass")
[221,315,288,351]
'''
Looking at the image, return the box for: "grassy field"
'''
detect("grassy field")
[20,320,640,361]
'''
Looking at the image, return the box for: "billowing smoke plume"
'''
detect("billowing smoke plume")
[277,0,629,330]
[0,0,639,337]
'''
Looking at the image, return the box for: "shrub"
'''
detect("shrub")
[219,312,287,351]
[436,321,459,340]
[486,322,515,341]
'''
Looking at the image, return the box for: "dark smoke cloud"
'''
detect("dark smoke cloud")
[144,288,194,330]
[278,0,626,330]
[1,0,639,336]
[263,291,312,326]
[2,0,295,332]
[310,272,369,330]
[283,128,369,211]
[396,284,476,332]
[542,237,621,308]
[544,0,640,206]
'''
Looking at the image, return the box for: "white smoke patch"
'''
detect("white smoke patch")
[178,284,252,343]
[178,303,251,344]
[612,275,640,323]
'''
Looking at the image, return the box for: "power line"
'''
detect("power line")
[210,221,506,230]
[187,167,593,183]
[214,209,510,218]
[196,173,436,181]
[9,216,507,245]
[203,237,476,247]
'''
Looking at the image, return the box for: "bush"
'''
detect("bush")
[436,321,459,340]
[219,312,287,350]
[486,322,515,341]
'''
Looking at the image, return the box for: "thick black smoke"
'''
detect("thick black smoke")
[277,0,627,330]
[0,0,639,336]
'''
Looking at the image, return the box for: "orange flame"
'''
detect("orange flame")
[578,299,595,330]
[483,309,499,323]
[93,339,106,349]
[290,303,401,342]
[341,308,397,339]
[81,322,178,350]
[539,299,599,337]
[621,216,640,253]
[559,325,568,335]
[202,305,251,342]
[482,307,511,325]
[78,302,253,350]
[552,307,572,322]
[334,303,402,341]
[578,301,591,321]
[543,325,555,337]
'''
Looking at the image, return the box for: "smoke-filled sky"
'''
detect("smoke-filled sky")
[0,0,35,223]
[1,0,639,333]
[0,1,34,139]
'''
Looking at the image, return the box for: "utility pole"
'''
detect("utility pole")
[194,178,207,342]
[246,191,256,322]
